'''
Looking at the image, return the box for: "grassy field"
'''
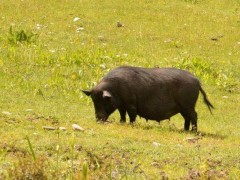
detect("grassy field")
[0,0,240,179]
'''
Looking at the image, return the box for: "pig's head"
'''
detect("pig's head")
[82,89,117,122]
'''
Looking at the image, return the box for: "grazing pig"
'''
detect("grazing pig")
[82,66,213,131]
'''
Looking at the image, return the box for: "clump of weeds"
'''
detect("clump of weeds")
[8,26,38,45]
[5,155,51,179]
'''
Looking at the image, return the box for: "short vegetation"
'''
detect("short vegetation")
[0,0,240,179]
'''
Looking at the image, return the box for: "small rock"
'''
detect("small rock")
[42,126,56,130]
[73,17,81,22]
[26,109,33,112]
[185,137,202,143]
[76,27,84,32]
[153,142,162,147]
[59,127,67,131]
[117,22,124,27]
[164,39,172,43]
[2,111,12,115]
[99,64,106,69]
[211,37,218,41]
[72,124,84,131]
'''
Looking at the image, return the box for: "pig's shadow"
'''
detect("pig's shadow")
[140,123,227,140]
[171,129,227,140]
[113,119,227,140]
[196,131,227,140]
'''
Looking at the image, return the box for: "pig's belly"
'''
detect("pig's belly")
[137,101,180,121]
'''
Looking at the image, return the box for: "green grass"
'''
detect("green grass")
[0,0,240,179]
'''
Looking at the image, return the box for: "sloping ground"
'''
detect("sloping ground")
[0,0,239,179]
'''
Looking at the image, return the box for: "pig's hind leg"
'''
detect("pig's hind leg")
[180,110,197,131]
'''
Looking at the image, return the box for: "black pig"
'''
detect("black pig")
[82,66,213,131]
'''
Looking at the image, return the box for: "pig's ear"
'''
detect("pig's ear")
[82,90,92,96]
[103,90,112,98]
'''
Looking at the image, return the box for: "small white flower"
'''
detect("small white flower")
[36,24,43,29]
[50,49,55,53]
